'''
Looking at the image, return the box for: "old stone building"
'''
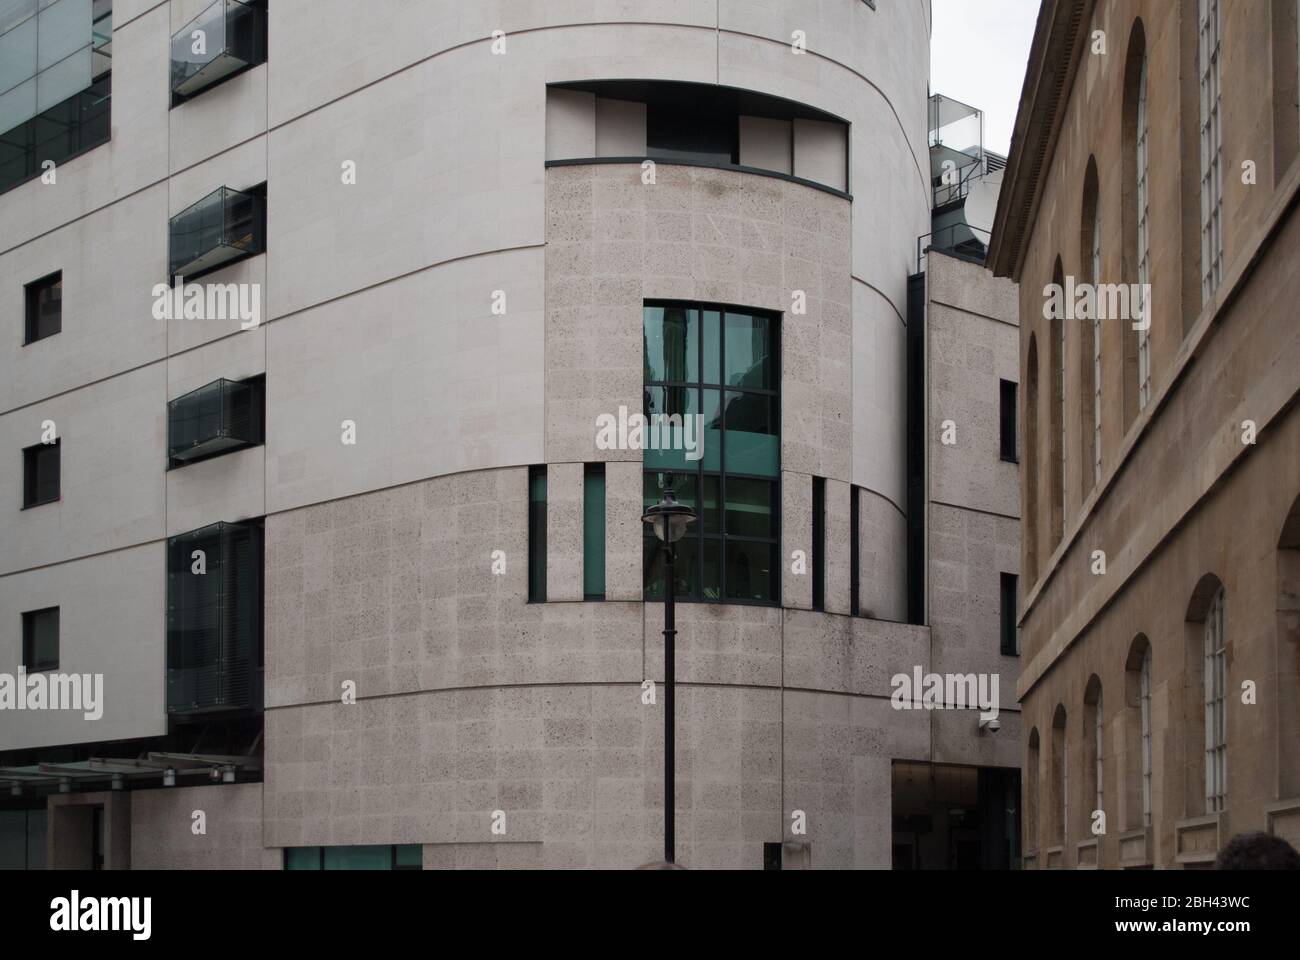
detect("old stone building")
[989,0,1300,867]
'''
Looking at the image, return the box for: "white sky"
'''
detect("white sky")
[930,0,1041,156]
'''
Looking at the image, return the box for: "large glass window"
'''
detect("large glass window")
[643,302,779,604]
[284,845,421,870]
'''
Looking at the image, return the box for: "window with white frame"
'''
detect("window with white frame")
[1136,54,1152,409]
[1204,587,1227,812]
[1198,0,1223,303]
[1094,690,1104,818]
[1092,208,1102,488]
[1140,647,1153,827]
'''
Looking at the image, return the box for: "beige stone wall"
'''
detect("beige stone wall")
[131,783,278,870]
[1013,0,1300,867]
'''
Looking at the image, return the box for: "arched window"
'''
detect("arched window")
[1279,494,1300,798]
[1185,573,1227,815]
[1027,727,1041,854]
[1026,334,1040,583]
[1122,21,1151,422]
[1204,587,1227,811]
[1051,703,1068,846]
[1124,635,1154,830]
[1198,0,1223,302]
[1081,160,1101,494]
[1050,257,1066,546]
[1084,676,1104,833]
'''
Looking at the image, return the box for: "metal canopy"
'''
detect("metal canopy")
[0,751,260,789]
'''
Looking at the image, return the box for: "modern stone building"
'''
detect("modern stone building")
[989,0,1300,868]
[1,0,1021,870]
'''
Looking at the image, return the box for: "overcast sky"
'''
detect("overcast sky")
[930,0,1040,156]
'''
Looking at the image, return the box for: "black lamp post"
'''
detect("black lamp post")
[642,476,696,864]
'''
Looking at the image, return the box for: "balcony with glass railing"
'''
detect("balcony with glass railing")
[170,0,263,101]
[167,377,262,467]
[168,184,264,278]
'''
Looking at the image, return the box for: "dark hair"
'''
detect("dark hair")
[1214,831,1300,870]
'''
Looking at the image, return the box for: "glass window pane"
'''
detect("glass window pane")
[643,304,698,383]
[36,0,90,72]
[724,311,773,389]
[323,845,392,870]
[724,540,776,603]
[394,844,422,869]
[701,537,721,601]
[0,810,24,869]
[724,477,775,539]
[26,807,46,870]
[700,388,721,472]
[702,309,721,384]
[643,384,699,473]
[284,847,320,870]
[528,466,546,602]
[0,15,37,98]
[583,466,605,599]
[701,475,721,534]
[722,391,778,477]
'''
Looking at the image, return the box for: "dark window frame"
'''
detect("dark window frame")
[812,476,825,612]
[1000,379,1019,463]
[528,465,547,603]
[21,606,60,673]
[23,271,62,344]
[21,438,60,509]
[850,485,861,617]
[1000,572,1019,656]
[583,463,606,601]
[643,300,782,607]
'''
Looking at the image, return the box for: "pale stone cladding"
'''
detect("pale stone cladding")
[0,1,1038,871]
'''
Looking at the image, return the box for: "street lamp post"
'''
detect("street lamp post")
[642,476,696,864]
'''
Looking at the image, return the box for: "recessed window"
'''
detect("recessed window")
[284,845,421,870]
[22,606,59,672]
[22,438,59,508]
[999,379,1018,462]
[1000,573,1019,656]
[528,466,546,602]
[850,485,861,616]
[584,463,606,600]
[643,302,780,605]
[167,520,263,716]
[812,476,825,612]
[23,271,61,343]
[167,376,264,468]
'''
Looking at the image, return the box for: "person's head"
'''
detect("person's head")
[1214,831,1300,870]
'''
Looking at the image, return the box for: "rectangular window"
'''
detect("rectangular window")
[850,486,861,617]
[0,808,47,871]
[22,438,59,508]
[1135,54,1152,410]
[1000,573,1018,656]
[642,302,780,605]
[166,520,263,715]
[528,466,547,602]
[999,379,1018,462]
[583,463,605,600]
[284,845,421,870]
[21,606,59,672]
[812,476,825,611]
[23,271,61,343]
[167,376,265,468]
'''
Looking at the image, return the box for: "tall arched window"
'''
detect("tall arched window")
[1050,258,1066,546]
[1204,586,1227,812]
[1084,676,1104,832]
[1124,636,1154,830]
[1026,334,1040,583]
[1198,0,1223,302]
[1051,703,1068,847]
[1081,159,1101,495]
[1122,20,1151,421]
[1185,574,1227,816]
[1027,727,1041,854]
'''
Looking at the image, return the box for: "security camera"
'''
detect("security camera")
[979,717,1001,733]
